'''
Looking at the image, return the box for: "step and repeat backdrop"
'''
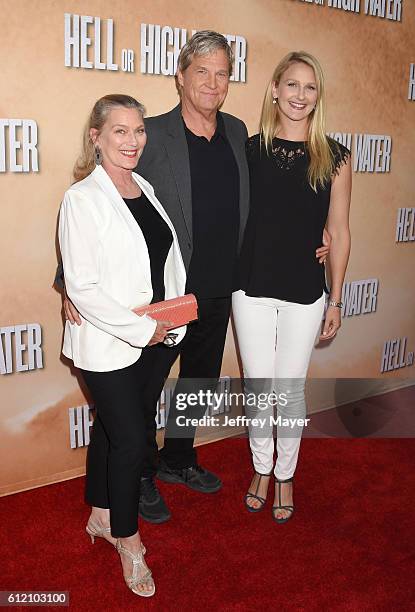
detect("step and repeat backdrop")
[1,0,414,495]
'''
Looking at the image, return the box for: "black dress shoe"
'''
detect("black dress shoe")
[157,460,222,493]
[139,476,171,524]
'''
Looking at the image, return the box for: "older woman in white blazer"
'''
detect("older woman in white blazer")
[58,95,186,598]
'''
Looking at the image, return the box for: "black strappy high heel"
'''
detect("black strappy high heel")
[244,471,272,513]
[272,477,294,524]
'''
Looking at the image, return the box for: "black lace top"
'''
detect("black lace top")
[238,134,350,304]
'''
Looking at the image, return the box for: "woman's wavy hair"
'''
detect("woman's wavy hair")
[260,51,337,191]
[73,94,145,183]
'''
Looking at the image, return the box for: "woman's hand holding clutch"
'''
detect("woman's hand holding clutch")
[147,320,174,346]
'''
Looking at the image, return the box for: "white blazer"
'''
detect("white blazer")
[58,165,187,372]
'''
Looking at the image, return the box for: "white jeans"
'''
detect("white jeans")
[232,290,325,480]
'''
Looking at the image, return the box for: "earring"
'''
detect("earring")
[272,97,277,105]
[94,146,103,165]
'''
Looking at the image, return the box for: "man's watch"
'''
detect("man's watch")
[328,299,343,308]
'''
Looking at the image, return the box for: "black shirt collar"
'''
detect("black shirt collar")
[182,112,226,142]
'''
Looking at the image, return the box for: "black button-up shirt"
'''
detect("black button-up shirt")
[184,114,240,299]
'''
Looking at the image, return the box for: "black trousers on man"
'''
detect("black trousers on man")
[142,296,232,475]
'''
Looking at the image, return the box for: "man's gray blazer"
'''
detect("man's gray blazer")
[137,104,249,272]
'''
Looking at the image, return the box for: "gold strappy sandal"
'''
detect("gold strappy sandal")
[86,520,146,554]
[86,520,116,546]
[116,540,155,598]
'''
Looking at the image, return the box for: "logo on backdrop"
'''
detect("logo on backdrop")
[341,278,378,317]
[0,324,43,375]
[409,64,415,101]
[0,119,39,173]
[328,132,392,173]
[396,208,415,242]
[69,405,94,448]
[292,0,402,21]
[69,393,172,449]
[381,337,414,373]
[64,14,247,82]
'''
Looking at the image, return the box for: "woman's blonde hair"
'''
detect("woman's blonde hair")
[260,51,337,191]
[73,94,145,183]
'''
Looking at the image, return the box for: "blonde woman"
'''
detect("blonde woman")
[59,94,187,595]
[233,52,351,523]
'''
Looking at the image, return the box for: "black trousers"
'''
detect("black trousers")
[152,296,232,471]
[81,344,168,537]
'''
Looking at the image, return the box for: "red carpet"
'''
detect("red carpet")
[1,438,415,611]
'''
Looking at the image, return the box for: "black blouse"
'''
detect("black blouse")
[238,135,350,304]
[123,192,173,303]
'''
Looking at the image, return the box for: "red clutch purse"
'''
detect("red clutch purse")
[133,294,198,330]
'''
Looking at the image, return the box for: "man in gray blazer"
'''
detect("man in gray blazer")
[134,31,249,523]
[62,30,249,524]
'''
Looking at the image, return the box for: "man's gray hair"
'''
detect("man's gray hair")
[177,30,233,75]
